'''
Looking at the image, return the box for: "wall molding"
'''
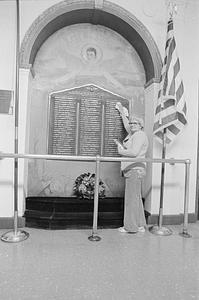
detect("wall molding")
[0,214,197,229]
[148,213,197,226]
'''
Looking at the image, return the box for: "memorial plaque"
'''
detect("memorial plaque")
[79,97,102,155]
[48,85,129,157]
[104,97,128,157]
[50,96,77,155]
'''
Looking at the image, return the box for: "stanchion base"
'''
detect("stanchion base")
[88,234,101,242]
[179,231,192,238]
[1,230,29,243]
[149,225,172,236]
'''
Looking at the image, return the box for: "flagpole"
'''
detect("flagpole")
[149,128,172,236]
[1,0,29,243]
[158,128,167,227]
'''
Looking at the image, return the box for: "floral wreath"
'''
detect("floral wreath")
[73,172,106,200]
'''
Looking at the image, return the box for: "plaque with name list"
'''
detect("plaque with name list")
[50,96,77,155]
[48,85,129,157]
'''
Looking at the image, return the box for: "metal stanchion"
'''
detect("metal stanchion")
[179,159,191,238]
[0,152,191,241]
[1,0,29,243]
[148,159,172,235]
[149,129,172,236]
[88,155,101,242]
[1,213,29,243]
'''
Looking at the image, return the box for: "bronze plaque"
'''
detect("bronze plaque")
[50,96,77,155]
[48,85,128,157]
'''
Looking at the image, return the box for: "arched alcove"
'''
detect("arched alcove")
[19,0,163,220]
[20,0,162,85]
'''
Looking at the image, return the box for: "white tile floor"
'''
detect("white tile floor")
[0,223,199,300]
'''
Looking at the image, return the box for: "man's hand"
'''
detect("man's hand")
[115,102,123,114]
[117,144,125,155]
[115,102,129,118]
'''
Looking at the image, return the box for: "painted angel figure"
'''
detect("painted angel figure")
[50,45,128,92]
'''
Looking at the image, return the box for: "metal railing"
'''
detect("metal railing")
[0,152,191,242]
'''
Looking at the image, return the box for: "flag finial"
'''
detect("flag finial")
[168,2,177,18]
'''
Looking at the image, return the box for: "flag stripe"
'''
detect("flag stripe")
[167,124,180,135]
[155,98,175,114]
[153,17,187,144]
[176,81,184,102]
[177,111,187,125]
[153,112,177,132]
[167,20,173,32]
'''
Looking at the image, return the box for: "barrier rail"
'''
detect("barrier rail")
[0,152,191,242]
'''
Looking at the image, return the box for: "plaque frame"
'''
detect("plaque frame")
[47,83,129,157]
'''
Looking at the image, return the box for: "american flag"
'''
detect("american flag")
[153,17,187,144]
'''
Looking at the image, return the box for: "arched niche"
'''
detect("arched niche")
[18,0,162,212]
[20,0,162,85]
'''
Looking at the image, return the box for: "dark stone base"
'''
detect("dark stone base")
[24,197,124,230]
[24,197,150,230]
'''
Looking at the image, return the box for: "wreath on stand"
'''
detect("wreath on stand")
[73,172,106,200]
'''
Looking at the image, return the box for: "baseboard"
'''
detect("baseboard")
[0,214,197,229]
[0,217,25,229]
[148,213,197,225]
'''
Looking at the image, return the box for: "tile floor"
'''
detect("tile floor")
[0,223,199,300]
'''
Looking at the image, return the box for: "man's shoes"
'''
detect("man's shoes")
[138,226,146,233]
[118,227,137,234]
[118,227,128,233]
[118,226,146,233]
